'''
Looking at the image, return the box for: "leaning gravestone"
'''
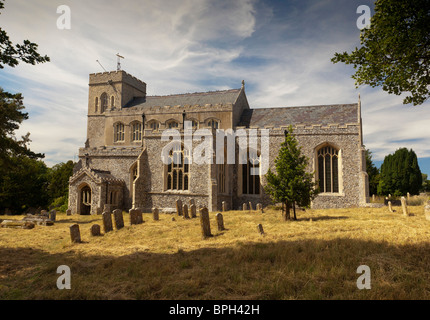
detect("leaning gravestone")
[69,224,81,243]
[216,213,225,231]
[183,204,190,219]
[190,204,197,218]
[113,209,124,230]
[66,209,72,216]
[152,208,159,221]
[257,224,264,235]
[90,224,102,236]
[199,207,212,239]
[176,200,183,216]
[102,211,113,233]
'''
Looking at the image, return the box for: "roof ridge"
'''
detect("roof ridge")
[147,88,241,98]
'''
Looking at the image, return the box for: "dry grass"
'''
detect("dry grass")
[1,205,430,300]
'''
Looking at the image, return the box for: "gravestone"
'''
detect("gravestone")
[407,192,410,201]
[49,210,56,222]
[102,211,113,233]
[129,209,139,225]
[90,224,101,236]
[242,203,247,211]
[199,207,212,239]
[113,209,124,230]
[372,194,375,202]
[103,204,112,213]
[388,201,393,213]
[257,224,264,235]
[222,201,227,212]
[424,201,430,221]
[66,209,72,216]
[176,200,183,216]
[189,199,195,207]
[401,197,409,216]
[152,208,159,221]
[136,208,143,224]
[216,213,225,231]
[183,204,190,219]
[249,202,253,212]
[69,224,81,243]
[190,204,197,218]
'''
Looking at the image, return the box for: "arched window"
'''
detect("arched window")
[167,120,179,129]
[207,119,219,129]
[242,149,260,195]
[131,122,142,141]
[148,120,160,131]
[317,145,339,193]
[100,93,108,113]
[191,120,199,130]
[166,144,189,191]
[111,96,115,109]
[114,122,125,142]
[95,97,98,113]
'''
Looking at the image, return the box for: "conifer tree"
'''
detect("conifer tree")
[264,126,319,220]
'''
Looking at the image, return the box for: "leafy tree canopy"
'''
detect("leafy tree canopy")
[332,0,430,105]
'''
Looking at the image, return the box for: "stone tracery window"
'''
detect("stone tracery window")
[166,144,189,191]
[242,149,260,195]
[148,120,160,131]
[131,122,142,141]
[167,120,179,129]
[317,145,339,193]
[114,122,125,142]
[207,119,219,129]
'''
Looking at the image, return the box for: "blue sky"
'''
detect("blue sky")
[1,0,429,175]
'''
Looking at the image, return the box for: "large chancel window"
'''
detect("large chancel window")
[166,144,189,191]
[114,122,125,142]
[317,146,339,193]
[242,149,260,195]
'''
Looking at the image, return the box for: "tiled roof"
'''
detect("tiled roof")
[239,104,359,127]
[124,89,242,109]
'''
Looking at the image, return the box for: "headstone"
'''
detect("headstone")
[189,199,195,207]
[152,208,159,221]
[183,204,190,219]
[113,209,124,230]
[190,204,197,218]
[1,220,35,229]
[424,201,430,221]
[249,202,253,212]
[222,201,227,212]
[69,224,81,243]
[176,200,183,216]
[199,207,212,239]
[90,224,101,236]
[372,194,375,202]
[136,208,143,224]
[400,196,409,216]
[66,209,72,216]
[102,211,113,233]
[49,210,56,222]
[388,201,393,213]
[242,203,247,211]
[103,204,112,213]
[407,192,410,201]
[216,213,225,231]
[129,209,139,225]
[257,224,264,235]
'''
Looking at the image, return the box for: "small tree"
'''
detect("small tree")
[264,126,319,220]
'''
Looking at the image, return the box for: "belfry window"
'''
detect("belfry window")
[207,119,219,129]
[131,122,142,141]
[114,123,125,142]
[242,149,260,195]
[166,144,189,191]
[100,93,108,113]
[317,146,339,193]
[149,121,160,131]
[167,121,179,129]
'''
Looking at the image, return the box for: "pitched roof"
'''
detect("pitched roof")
[239,104,359,127]
[124,89,242,109]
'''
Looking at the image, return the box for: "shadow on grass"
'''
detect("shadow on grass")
[295,215,349,222]
[1,237,430,300]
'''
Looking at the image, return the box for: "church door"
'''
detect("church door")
[80,185,92,215]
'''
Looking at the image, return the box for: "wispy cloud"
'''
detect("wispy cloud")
[0,0,429,175]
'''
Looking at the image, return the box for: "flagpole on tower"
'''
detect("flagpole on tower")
[116,53,124,71]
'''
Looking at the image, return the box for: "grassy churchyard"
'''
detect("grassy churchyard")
[1,202,430,300]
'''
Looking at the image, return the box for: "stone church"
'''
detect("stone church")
[68,70,369,214]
